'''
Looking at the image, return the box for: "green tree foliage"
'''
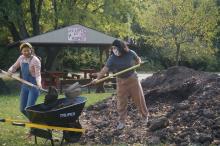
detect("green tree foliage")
[213,0,220,69]
[52,0,136,38]
[0,0,219,71]
[57,48,102,71]
[137,0,219,67]
[0,0,138,70]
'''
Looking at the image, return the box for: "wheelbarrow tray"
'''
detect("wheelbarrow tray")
[26,96,87,126]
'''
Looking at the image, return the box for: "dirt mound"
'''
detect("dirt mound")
[79,66,220,145]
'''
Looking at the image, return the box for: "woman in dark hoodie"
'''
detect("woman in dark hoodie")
[92,39,149,130]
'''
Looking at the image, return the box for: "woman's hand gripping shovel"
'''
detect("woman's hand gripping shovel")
[65,62,145,97]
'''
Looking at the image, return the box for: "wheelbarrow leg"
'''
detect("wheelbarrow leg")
[34,136,37,144]
[60,136,65,146]
[51,139,54,146]
[30,128,54,146]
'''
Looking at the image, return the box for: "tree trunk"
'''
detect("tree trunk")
[52,0,58,29]
[18,18,29,38]
[105,46,110,60]
[7,22,20,41]
[2,1,29,41]
[45,47,61,70]
[175,42,180,66]
[99,47,104,67]
[3,15,21,41]
[15,1,29,38]
[78,48,81,66]
[30,0,43,35]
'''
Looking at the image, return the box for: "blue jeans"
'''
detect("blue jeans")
[20,85,39,117]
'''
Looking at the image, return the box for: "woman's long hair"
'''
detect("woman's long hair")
[112,39,128,55]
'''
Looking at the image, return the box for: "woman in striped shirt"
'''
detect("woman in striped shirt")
[8,42,42,118]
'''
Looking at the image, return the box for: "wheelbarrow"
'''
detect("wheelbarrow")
[0,96,87,146]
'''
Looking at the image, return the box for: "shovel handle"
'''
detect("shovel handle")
[81,62,144,87]
[81,82,92,88]
[95,62,143,84]
[0,69,48,93]
[39,88,48,92]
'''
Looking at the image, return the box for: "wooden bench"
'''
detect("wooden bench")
[63,72,81,80]
[80,69,96,79]
[60,78,92,94]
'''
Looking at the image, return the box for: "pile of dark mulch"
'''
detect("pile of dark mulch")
[78,66,220,145]
[79,97,151,145]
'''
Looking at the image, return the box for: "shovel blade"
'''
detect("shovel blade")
[64,82,81,98]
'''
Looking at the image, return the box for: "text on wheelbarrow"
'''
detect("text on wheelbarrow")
[60,112,76,118]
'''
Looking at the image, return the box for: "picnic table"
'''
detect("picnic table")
[41,71,64,89]
[80,68,96,79]
[41,71,81,89]
[41,69,115,93]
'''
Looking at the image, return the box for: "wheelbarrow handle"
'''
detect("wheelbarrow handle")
[0,118,85,133]
[0,118,26,127]
[12,122,25,127]
[0,118,5,122]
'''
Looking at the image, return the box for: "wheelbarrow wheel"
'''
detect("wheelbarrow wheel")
[63,120,82,143]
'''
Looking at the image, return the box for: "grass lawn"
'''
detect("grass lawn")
[0,91,112,146]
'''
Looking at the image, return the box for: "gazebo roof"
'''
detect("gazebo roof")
[17,24,117,47]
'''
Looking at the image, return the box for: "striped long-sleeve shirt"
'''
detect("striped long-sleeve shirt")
[8,55,42,86]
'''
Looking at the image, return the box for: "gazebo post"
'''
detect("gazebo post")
[105,46,111,60]
[99,46,104,68]
[99,45,111,69]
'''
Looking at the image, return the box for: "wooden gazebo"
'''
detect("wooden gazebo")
[20,24,117,68]
[13,24,117,90]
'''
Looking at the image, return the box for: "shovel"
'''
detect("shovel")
[92,62,144,84]
[65,62,144,97]
[0,69,81,98]
[0,69,48,93]
[64,82,82,98]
